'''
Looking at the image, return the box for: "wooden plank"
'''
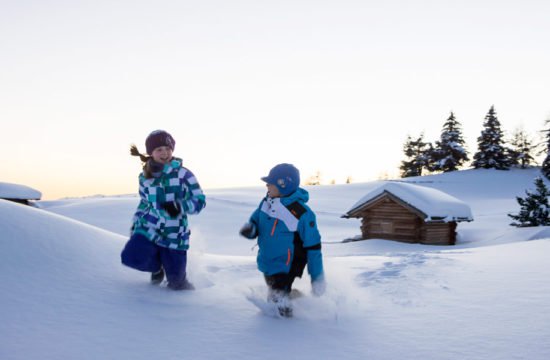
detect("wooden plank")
[420,223,453,245]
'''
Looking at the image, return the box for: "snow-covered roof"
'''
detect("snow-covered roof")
[0,182,42,200]
[344,181,473,222]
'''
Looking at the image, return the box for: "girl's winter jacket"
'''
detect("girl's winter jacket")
[247,188,324,281]
[132,158,205,251]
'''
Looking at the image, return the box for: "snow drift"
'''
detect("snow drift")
[1,168,550,360]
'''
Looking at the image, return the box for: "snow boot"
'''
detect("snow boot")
[268,290,293,318]
[278,305,293,318]
[168,279,195,291]
[151,267,165,285]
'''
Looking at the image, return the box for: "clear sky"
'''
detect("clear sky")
[1,0,549,200]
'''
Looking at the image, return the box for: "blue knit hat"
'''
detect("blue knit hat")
[261,163,300,196]
[145,130,176,155]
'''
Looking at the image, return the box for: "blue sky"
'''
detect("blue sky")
[1,0,549,199]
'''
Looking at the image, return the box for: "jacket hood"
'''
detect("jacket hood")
[280,187,309,205]
[162,157,182,173]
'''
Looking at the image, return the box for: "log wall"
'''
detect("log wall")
[421,222,457,245]
[358,196,456,245]
[359,198,422,243]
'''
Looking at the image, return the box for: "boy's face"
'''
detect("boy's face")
[266,183,281,198]
[151,146,173,164]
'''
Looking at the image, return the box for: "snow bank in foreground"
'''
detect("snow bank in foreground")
[2,189,550,359]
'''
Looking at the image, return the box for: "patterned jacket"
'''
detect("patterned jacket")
[132,158,206,250]
[247,188,324,280]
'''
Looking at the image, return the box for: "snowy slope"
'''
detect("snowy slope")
[1,168,550,360]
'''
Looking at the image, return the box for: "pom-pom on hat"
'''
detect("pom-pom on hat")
[145,130,176,155]
[261,163,300,196]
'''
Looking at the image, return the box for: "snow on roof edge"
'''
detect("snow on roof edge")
[345,181,473,222]
[0,182,42,200]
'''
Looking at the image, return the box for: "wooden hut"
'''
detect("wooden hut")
[0,182,42,205]
[342,182,473,245]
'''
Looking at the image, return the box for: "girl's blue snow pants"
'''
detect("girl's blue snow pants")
[121,233,188,289]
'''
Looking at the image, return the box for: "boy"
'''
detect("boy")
[240,163,326,317]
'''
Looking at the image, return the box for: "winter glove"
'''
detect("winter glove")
[163,201,181,217]
[311,276,326,297]
[239,222,257,239]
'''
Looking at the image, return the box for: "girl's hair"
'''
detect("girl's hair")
[130,144,155,179]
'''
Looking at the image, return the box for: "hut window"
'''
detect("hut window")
[380,221,393,233]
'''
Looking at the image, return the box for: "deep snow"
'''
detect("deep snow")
[1,168,550,360]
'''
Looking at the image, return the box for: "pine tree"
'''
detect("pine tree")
[508,177,550,227]
[400,134,430,178]
[472,106,511,170]
[541,119,550,179]
[509,128,535,169]
[431,112,469,172]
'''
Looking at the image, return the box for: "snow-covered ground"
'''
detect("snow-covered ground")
[1,168,549,360]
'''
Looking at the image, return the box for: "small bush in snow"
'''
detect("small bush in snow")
[508,176,550,227]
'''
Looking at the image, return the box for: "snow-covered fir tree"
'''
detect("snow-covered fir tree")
[508,176,550,227]
[472,106,511,170]
[431,112,469,172]
[508,127,536,169]
[541,119,550,179]
[400,134,430,177]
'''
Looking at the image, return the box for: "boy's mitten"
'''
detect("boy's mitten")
[311,276,326,297]
[239,222,257,239]
[163,201,181,217]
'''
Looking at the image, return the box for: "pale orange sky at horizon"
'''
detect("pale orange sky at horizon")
[1,0,549,200]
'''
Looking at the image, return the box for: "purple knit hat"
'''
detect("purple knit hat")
[145,130,176,155]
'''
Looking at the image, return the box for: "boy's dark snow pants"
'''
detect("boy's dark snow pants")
[121,234,188,289]
[264,273,296,295]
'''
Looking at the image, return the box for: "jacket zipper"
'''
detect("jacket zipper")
[286,248,291,266]
[270,218,278,236]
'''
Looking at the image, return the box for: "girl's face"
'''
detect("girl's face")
[266,183,281,198]
[151,146,173,164]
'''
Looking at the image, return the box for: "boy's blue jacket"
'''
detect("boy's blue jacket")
[247,188,324,281]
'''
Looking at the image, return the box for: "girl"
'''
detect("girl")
[121,130,206,290]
